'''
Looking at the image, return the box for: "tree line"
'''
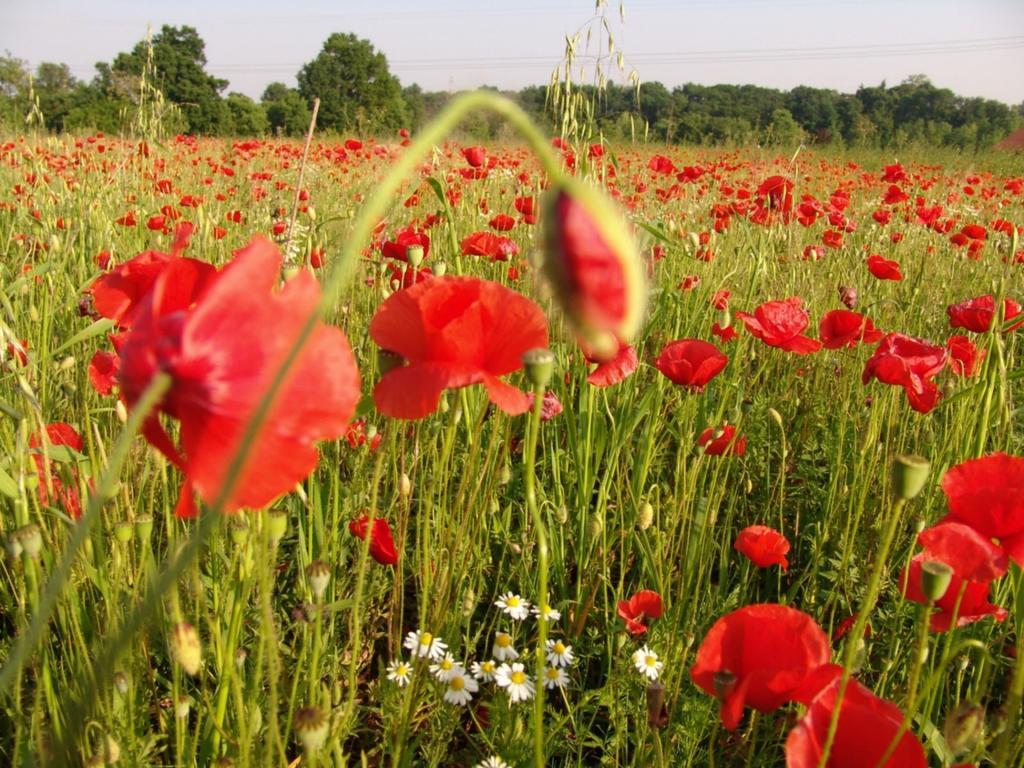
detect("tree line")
[1,25,1020,150]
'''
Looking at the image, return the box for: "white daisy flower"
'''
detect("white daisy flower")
[474,758,511,768]
[495,592,531,621]
[494,662,535,704]
[386,659,412,687]
[632,645,663,681]
[443,668,479,707]
[545,638,574,668]
[532,602,562,622]
[471,659,498,682]
[404,629,447,661]
[430,653,464,682]
[492,631,519,662]
[542,665,569,690]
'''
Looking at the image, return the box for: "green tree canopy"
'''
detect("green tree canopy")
[297,33,407,134]
[261,82,312,136]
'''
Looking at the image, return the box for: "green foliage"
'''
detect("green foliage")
[225,92,268,136]
[297,33,408,134]
[261,82,311,136]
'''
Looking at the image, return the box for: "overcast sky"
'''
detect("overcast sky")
[3,0,1022,105]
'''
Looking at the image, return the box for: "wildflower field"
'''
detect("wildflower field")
[1,94,1023,767]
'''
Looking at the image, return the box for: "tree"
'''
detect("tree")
[0,53,29,127]
[261,82,311,136]
[112,25,230,134]
[225,92,268,136]
[297,33,407,134]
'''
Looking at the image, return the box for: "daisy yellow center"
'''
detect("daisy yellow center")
[507,597,520,607]
[450,677,465,691]
[496,634,512,648]
[510,670,526,685]
[396,664,409,675]
[419,632,433,646]
[440,659,453,670]
[546,668,560,680]
[553,641,565,653]
[481,661,495,672]
[645,655,657,667]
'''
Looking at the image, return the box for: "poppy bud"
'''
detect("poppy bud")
[646,682,668,728]
[588,515,604,537]
[102,734,120,764]
[637,502,654,531]
[113,520,133,544]
[920,560,953,602]
[522,347,555,389]
[556,504,569,524]
[542,180,646,361]
[400,473,412,497]
[406,244,424,267]
[175,695,191,720]
[228,518,248,545]
[15,523,43,559]
[135,515,153,542]
[112,671,129,696]
[266,509,288,546]
[713,669,737,700]
[115,400,128,423]
[306,560,331,601]
[294,705,329,754]
[891,454,930,500]
[688,232,701,250]
[234,647,247,670]
[169,621,202,676]
[943,702,984,755]
[839,285,857,309]
[59,355,76,371]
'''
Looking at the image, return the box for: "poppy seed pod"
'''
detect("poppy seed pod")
[169,622,202,676]
[306,560,331,601]
[405,244,424,267]
[266,509,288,546]
[542,180,646,361]
[891,454,930,500]
[522,347,555,389]
[293,706,329,755]
[920,560,953,602]
[943,702,985,755]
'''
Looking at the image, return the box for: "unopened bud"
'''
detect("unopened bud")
[59,356,76,371]
[522,348,555,389]
[234,647,247,671]
[15,523,43,558]
[174,695,191,720]
[306,560,331,601]
[293,705,329,755]
[113,671,129,696]
[920,560,953,602]
[943,702,984,755]
[170,622,202,676]
[891,454,930,500]
[115,400,128,423]
[399,473,412,497]
[266,509,288,546]
[637,502,654,530]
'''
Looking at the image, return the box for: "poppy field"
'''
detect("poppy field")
[1,94,1023,767]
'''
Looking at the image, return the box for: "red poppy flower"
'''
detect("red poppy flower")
[736,299,822,355]
[586,342,638,387]
[755,175,794,218]
[818,310,883,349]
[698,425,747,456]
[29,423,86,519]
[88,223,213,330]
[617,589,663,635]
[88,349,119,396]
[460,231,519,262]
[543,183,645,361]
[734,525,790,570]
[541,390,563,421]
[461,146,487,168]
[784,679,926,768]
[946,335,985,376]
[370,276,547,419]
[861,333,947,413]
[691,604,836,731]
[119,236,360,517]
[381,226,430,262]
[866,254,903,281]
[901,554,1007,632]
[653,339,728,389]
[916,522,1008,582]
[712,322,739,343]
[489,213,516,232]
[939,453,1024,567]
[349,515,399,566]
[947,295,1022,333]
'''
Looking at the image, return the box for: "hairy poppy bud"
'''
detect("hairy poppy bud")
[522,347,555,389]
[113,670,129,696]
[135,515,153,542]
[943,702,984,755]
[306,560,331,601]
[293,705,329,755]
[920,560,953,602]
[175,695,191,720]
[637,502,654,531]
[891,454,930,500]
[15,523,43,559]
[542,180,646,361]
[170,622,202,676]
[266,509,288,545]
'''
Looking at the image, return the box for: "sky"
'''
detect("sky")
[3,0,1023,105]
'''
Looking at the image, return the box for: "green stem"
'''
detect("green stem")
[817,497,907,767]
[524,383,549,768]
[875,600,932,767]
[993,567,1024,767]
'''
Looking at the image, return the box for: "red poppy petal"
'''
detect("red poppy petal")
[587,344,638,387]
[374,364,450,420]
[482,374,533,415]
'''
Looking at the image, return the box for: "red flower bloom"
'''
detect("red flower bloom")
[29,423,86,519]
[541,390,563,421]
[586,342,638,387]
[712,322,739,343]
[617,589,663,635]
[88,349,119,396]
[653,339,728,389]
[461,146,487,168]
[734,525,790,571]
[381,226,430,262]
[939,453,1024,567]
[946,335,985,376]
[691,604,836,731]
[369,276,547,419]
[489,213,516,232]
[755,175,794,218]
[736,298,822,354]
[861,333,947,413]
[698,425,747,456]
[901,553,1007,632]
[543,183,645,360]
[947,295,1022,333]
[818,310,883,349]
[784,679,926,768]
[866,254,903,281]
[460,231,519,262]
[349,515,399,566]
[119,236,360,517]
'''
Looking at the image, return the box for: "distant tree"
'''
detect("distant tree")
[261,82,311,135]
[111,25,231,134]
[0,53,29,126]
[297,33,407,134]
[764,107,804,146]
[32,62,78,131]
[225,92,268,136]
[786,86,840,142]
[401,83,424,130]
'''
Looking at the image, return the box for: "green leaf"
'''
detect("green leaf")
[52,318,115,357]
[354,394,376,418]
[29,445,88,463]
[0,464,18,498]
